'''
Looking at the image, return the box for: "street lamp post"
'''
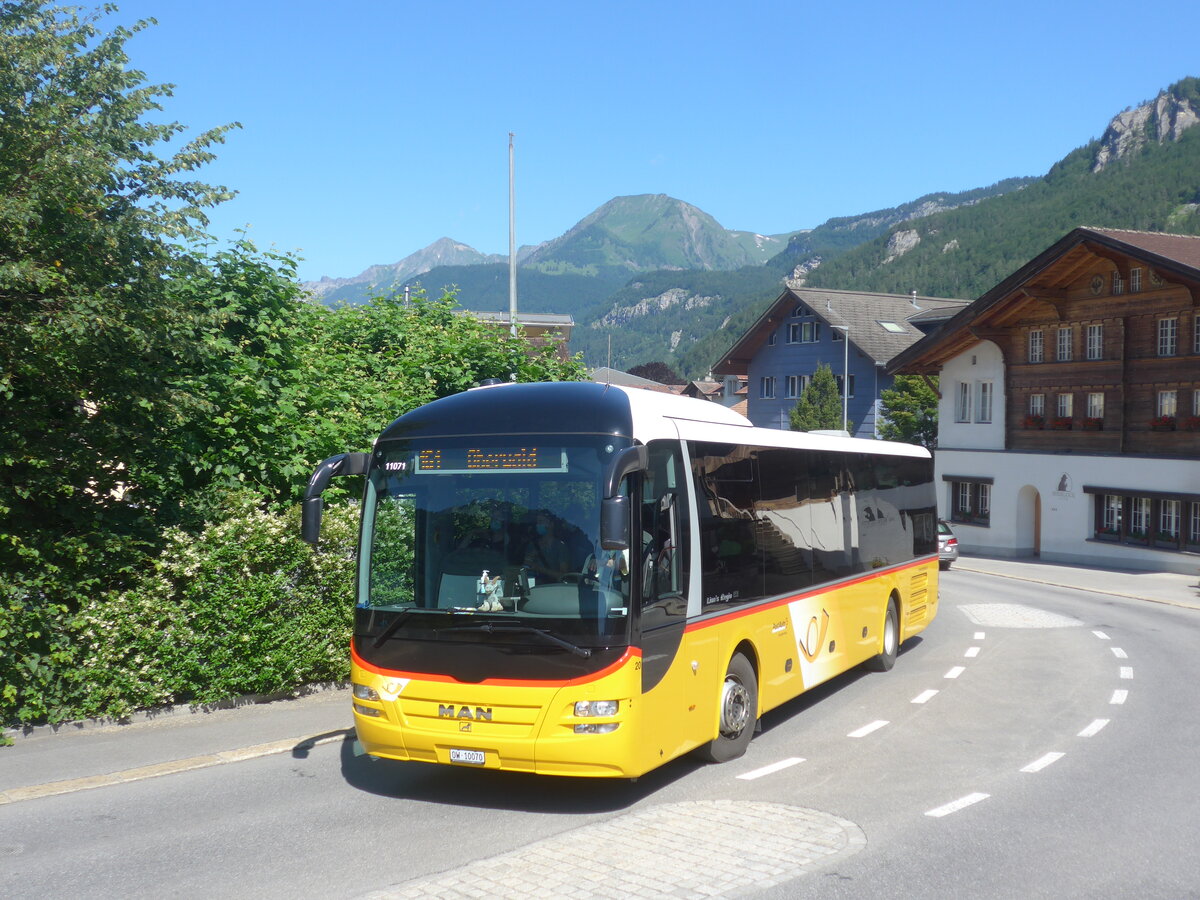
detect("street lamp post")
[834,325,849,434]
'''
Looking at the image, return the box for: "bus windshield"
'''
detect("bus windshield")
[358,435,632,650]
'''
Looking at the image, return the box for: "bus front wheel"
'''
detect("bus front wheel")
[695,653,757,763]
[866,597,899,672]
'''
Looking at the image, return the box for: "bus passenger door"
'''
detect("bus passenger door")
[635,441,694,763]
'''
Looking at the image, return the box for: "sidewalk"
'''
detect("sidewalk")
[4,558,1198,804]
[952,553,1200,611]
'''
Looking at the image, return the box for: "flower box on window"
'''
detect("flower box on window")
[1126,529,1148,544]
[1095,527,1120,542]
[1184,416,1200,431]
[1051,417,1073,430]
[1155,531,1180,549]
[1082,417,1103,431]
[1149,415,1176,432]
[1022,414,1045,429]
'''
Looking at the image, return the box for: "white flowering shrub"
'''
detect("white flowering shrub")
[75,496,360,719]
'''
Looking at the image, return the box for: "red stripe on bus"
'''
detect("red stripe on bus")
[351,642,641,688]
[683,555,937,633]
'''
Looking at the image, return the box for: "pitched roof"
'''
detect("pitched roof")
[712,287,969,375]
[887,226,1200,375]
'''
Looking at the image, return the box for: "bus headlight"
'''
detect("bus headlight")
[353,683,380,701]
[574,723,620,734]
[353,703,382,718]
[574,700,619,717]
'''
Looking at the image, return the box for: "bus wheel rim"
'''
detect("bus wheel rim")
[885,609,897,654]
[720,678,750,737]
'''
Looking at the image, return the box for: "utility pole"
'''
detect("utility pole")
[508,132,518,336]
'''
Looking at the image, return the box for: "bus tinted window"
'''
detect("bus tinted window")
[690,443,763,607]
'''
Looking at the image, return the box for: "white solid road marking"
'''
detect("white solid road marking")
[1092,630,1110,640]
[736,757,805,781]
[965,646,981,658]
[1111,647,1128,659]
[911,690,939,704]
[974,632,986,640]
[1111,689,1129,704]
[945,666,966,679]
[847,720,889,738]
[926,793,990,818]
[1119,666,1134,679]
[1078,718,1110,737]
[1021,752,1065,773]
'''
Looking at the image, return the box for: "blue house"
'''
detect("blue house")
[712,287,967,435]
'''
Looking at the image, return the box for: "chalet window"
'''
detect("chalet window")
[832,328,844,342]
[760,376,776,399]
[1029,393,1045,417]
[1088,486,1200,549]
[1087,392,1104,419]
[976,381,993,423]
[788,322,819,343]
[767,331,777,346]
[1112,272,1124,295]
[1160,500,1181,540]
[1057,327,1073,361]
[834,374,856,398]
[955,382,971,422]
[785,374,809,399]
[947,476,991,526]
[1131,267,1143,292]
[792,304,807,317]
[1157,389,1177,418]
[1086,324,1103,360]
[1029,329,1044,363]
[787,323,800,343]
[1057,393,1073,418]
[1130,497,1150,537]
[1102,495,1121,533]
[1194,389,1200,416]
[1194,314,1200,354]
[1158,318,1178,356]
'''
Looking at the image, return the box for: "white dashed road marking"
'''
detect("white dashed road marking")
[737,757,805,781]
[911,690,939,704]
[965,646,981,658]
[945,666,965,679]
[926,793,990,818]
[1078,719,1110,737]
[1093,630,1110,640]
[1119,667,1133,679]
[1111,689,1129,705]
[847,720,889,738]
[1021,752,1065,773]
[1111,647,1128,659]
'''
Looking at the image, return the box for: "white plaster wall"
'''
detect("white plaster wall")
[938,342,1005,450]
[936,448,1200,575]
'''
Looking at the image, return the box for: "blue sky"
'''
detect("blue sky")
[111,0,1197,282]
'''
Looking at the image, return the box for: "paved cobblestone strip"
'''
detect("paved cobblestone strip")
[360,800,866,899]
[958,603,1083,629]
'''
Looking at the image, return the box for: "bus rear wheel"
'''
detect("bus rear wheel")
[866,597,899,672]
[695,653,757,763]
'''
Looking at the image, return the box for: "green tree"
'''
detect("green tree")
[0,2,236,725]
[878,375,939,449]
[789,364,846,432]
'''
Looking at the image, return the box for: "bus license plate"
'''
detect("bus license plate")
[450,748,485,765]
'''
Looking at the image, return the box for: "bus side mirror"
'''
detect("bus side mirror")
[600,445,646,551]
[301,452,369,545]
[600,495,630,551]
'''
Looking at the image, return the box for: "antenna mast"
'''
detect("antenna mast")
[508,132,518,336]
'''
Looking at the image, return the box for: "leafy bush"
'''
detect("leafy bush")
[72,496,360,720]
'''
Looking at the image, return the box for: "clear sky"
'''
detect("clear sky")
[109,0,1197,282]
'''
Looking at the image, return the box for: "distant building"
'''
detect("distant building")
[712,287,967,435]
[471,311,574,361]
[889,227,1200,574]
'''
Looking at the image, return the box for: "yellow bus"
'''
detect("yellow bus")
[302,381,938,778]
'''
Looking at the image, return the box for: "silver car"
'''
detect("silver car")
[937,519,958,570]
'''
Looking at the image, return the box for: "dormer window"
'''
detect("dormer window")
[792,304,808,317]
[878,322,906,333]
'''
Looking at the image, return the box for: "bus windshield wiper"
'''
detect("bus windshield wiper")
[441,623,592,658]
[370,608,436,648]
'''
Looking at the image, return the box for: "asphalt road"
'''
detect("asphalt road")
[3,567,1198,899]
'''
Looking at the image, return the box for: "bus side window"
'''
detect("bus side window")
[641,442,689,622]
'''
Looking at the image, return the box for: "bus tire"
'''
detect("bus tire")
[866,597,899,672]
[694,653,757,763]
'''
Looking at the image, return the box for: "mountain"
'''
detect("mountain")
[522,194,799,277]
[801,78,1200,300]
[303,237,509,305]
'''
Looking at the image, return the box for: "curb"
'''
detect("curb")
[953,563,1200,611]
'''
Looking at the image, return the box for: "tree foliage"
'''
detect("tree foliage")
[878,375,939,449]
[626,361,685,384]
[789,364,847,432]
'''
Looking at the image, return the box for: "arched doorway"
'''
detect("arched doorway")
[1016,485,1041,557]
